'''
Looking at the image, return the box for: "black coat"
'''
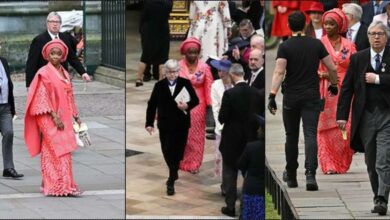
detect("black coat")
[337,46,390,152]
[237,140,264,195]
[354,23,370,52]
[0,57,15,116]
[219,82,262,167]
[361,1,387,26]
[25,31,85,87]
[146,77,199,131]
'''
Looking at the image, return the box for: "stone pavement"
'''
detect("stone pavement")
[0,79,125,219]
[266,47,390,219]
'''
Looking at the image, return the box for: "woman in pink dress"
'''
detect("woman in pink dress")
[178,37,213,173]
[317,9,356,174]
[24,39,83,196]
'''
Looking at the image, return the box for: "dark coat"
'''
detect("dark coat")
[0,57,15,116]
[219,82,262,167]
[337,46,390,152]
[361,1,387,26]
[354,23,370,52]
[25,31,85,87]
[146,77,199,131]
[237,140,264,195]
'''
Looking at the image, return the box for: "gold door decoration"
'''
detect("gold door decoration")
[169,1,190,40]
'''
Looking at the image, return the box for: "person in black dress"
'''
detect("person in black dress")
[135,0,173,87]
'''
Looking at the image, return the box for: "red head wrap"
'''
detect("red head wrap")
[42,39,68,62]
[322,8,348,34]
[180,37,201,55]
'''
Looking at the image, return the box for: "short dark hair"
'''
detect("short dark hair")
[288,11,306,32]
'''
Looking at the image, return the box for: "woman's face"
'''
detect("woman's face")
[309,12,323,24]
[324,17,338,36]
[185,47,200,64]
[48,47,62,66]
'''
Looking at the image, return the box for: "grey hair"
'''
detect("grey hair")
[229,63,245,76]
[367,20,390,38]
[163,59,180,72]
[342,3,362,21]
[47,11,62,23]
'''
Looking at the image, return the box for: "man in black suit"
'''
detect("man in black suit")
[145,59,199,196]
[219,63,263,217]
[25,11,91,88]
[0,57,23,179]
[361,0,388,26]
[247,48,264,90]
[343,3,370,51]
[337,20,390,216]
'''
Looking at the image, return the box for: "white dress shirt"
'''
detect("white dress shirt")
[370,48,384,84]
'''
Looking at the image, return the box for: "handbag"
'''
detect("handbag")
[73,122,92,147]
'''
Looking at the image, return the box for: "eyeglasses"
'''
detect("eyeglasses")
[165,70,178,75]
[368,32,386,37]
[47,20,61,24]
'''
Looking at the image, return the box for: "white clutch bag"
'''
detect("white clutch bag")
[73,122,91,147]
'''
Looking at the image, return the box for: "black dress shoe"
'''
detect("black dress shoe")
[135,80,143,87]
[166,184,175,196]
[372,197,388,215]
[283,170,298,188]
[305,170,318,191]
[221,207,235,217]
[143,74,152,82]
[3,168,24,179]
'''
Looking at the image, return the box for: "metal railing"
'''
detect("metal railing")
[265,159,298,220]
[101,0,125,71]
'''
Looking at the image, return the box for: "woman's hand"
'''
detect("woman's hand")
[74,116,82,125]
[53,115,64,130]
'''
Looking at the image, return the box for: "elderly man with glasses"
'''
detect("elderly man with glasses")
[337,20,390,216]
[25,11,91,88]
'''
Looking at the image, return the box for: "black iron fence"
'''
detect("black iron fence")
[265,159,298,220]
[101,0,125,71]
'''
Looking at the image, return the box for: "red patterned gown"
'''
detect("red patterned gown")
[25,63,80,196]
[178,59,213,172]
[317,36,356,174]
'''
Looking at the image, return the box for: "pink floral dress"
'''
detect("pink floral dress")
[178,59,213,172]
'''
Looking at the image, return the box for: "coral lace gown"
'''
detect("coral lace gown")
[25,63,80,196]
[317,35,356,174]
[178,59,213,172]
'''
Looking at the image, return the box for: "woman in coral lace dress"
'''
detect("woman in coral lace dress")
[178,37,213,173]
[24,39,82,196]
[317,9,356,174]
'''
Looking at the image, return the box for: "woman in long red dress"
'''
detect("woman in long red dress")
[178,37,213,173]
[25,39,83,196]
[317,9,356,174]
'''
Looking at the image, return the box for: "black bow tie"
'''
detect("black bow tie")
[168,80,177,87]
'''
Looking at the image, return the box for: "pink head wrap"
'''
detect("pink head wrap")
[180,37,201,55]
[322,8,348,34]
[42,39,68,62]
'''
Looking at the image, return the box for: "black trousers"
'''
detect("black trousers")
[282,98,320,175]
[222,161,238,210]
[159,128,188,183]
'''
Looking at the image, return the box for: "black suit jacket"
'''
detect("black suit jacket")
[219,82,262,167]
[337,46,390,152]
[0,57,15,116]
[361,1,387,26]
[354,23,370,52]
[25,31,86,87]
[146,77,199,131]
